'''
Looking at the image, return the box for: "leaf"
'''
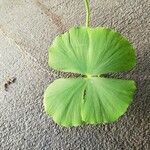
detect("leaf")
[45,26,136,127]
[49,27,136,75]
[82,78,136,124]
[44,78,136,127]
[44,78,86,127]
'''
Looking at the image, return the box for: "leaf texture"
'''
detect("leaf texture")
[44,78,136,127]
[49,27,136,75]
[45,27,136,126]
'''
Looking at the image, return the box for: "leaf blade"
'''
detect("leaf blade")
[44,78,86,127]
[44,77,136,126]
[82,78,136,123]
[49,27,136,75]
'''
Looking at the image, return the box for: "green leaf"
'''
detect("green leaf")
[49,27,136,75]
[45,26,136,127]
[44,78,86,127]
[44,78,136,127]
[82,78,136,124]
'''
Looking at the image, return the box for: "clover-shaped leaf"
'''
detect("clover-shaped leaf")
[44,0,136,127]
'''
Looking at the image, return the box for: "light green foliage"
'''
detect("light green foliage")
[49,27,136,75]
[44,27,136,127]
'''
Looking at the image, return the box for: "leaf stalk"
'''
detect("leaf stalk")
[84,0,90,27]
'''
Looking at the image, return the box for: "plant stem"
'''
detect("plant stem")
[84,0,90,27]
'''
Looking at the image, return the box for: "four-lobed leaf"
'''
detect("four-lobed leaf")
[44,27,136,127]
